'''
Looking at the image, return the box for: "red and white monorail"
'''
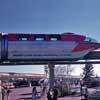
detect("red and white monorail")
[0,32,99,61]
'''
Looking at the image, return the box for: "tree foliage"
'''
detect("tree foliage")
[55,65,74,76]
[82,63,94,86]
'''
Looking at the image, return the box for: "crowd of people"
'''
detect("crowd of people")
[1,86,11,100]
[32,85,58,100]
[0,79,58,100]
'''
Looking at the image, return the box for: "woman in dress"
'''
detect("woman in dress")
[32,87,38,100]
[53,88,58,100]
[47,88,53,100]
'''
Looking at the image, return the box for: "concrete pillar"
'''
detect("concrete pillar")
[48,63,55,88]
[0,80,2,100]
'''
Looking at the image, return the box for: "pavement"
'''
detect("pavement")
[6,87,81,100]
[1,86,99,100]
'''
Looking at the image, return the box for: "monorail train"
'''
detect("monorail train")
[0,32,100,61]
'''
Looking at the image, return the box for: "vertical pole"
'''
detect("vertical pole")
[0,80,2,100]
[44,66,48,78]
[80,79,83,99]
[48,63,55,88]
[28,79,31,87]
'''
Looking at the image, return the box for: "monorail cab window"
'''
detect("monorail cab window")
[49,34,60,41]
[18,34,29,41]
[35,34,45,41]
[84,37,98,43]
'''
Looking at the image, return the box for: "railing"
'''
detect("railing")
[88,91,100,100]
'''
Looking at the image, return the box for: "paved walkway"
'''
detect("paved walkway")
[7,87,81,100]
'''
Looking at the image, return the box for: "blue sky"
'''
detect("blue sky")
[0,0,100,75]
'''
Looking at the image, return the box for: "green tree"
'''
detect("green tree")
[82,63,94,86]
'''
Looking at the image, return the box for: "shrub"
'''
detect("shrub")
[61,88,72,97]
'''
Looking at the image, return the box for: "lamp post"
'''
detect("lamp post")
[80,79,83,99]
[0,80,2,100]
[44,65,48,77]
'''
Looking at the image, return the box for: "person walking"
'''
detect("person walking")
[53,88,58,100]
[1,86,5,100]
[6,88,11,100]
[32,87,38,100]
[47,88,53,100]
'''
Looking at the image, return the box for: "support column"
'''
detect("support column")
[0,80,2,100]
[48,63,55,88]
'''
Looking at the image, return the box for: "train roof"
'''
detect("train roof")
[0,32,98,43]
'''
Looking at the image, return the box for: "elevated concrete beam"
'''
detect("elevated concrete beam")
[84,51,100,60]
[0,60,100,65]
[48,63,55,88]
[0,51,100,65]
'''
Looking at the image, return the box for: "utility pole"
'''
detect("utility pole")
[44,65,48,77]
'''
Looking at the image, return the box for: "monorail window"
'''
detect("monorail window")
[19,37,28,41]
[85,37,91,42]
[34,34,45,41]
[35,37,44,40]
[84,37,98,43]
[50,38,58,41]
[91,38,98,43]
[18,34,29,41]
[49,35,60,40]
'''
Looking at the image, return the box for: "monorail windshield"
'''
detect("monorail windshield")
[84,37,98,43]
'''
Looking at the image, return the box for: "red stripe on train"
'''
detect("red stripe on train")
[72,43,100,52]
